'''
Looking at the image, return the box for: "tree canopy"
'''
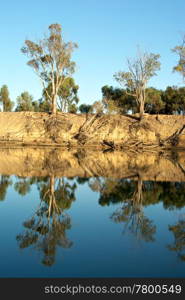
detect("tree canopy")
[79,103,93,113]
[15,91,37,112]
[0,85,14,111]
[172,35,185,82]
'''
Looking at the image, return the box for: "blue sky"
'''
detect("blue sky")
[0,0,185,106]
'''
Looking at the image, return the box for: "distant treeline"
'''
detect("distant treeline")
[0,78,79,114]
[76,85,185,115]
[0,84,185,115]
[100,85,185,115]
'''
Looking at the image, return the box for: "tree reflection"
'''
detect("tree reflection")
[2,171,185,264]
[87,177,156,242]
[168,216,185,261]
[87,177,185,244]
[110,179,156,242]
[77,177,155,242]
[16,175,76,266]
[0,175,12,201]
[14,177,31,196]
[159,182,185,210]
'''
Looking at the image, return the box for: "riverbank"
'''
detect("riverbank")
[0,112,185,149]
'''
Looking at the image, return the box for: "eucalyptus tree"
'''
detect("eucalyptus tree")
[0,85,14,111]
[114,50,161,119]
[172,35,185,82]
[79,103,93,113]
[21,23,78,114]
[16,91,34,111]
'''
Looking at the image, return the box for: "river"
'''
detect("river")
[0,148,185,277]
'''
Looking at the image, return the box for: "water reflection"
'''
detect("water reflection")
[16,176,76,266]
[0,148,185,273]
[168,216,185,262]
[110,179,156,242]
[86,176,185,260]
[14,177,31,196]
[87,177,185,244]
[13,175,185,265]
[0,175,12,201]
[91,178,185,209]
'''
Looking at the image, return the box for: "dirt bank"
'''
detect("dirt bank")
[0,112,185,149]
[0,147,185,181]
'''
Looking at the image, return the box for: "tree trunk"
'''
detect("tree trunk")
[50,175,55,197]
[52,95,57,114]
[136,179,143,203]
[138,90,145,120]
[139,100,144,120]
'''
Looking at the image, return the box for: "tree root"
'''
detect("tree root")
[160,124,185,147]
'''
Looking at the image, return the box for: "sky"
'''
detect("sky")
[0,0,185,106]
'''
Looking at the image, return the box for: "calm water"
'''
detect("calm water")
[0,148,185,277]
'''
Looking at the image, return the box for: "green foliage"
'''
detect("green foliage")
[79,103,93,113]
[32,100,40,112]
[102,85,136,114]
[38,98,50,112]
[0,85,14,111]
[15,91,37,112]
[145,87,164,113]
[172,36,185,82]
[101,85,185,115]
[68,103,78,113]
[161,86,185,114]
[42,76,79,112]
